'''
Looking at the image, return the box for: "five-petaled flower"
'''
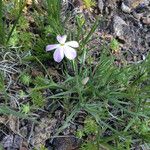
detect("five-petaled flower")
[46,35,79,63]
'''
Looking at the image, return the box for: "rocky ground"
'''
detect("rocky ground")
[0,0,150,149]
[97,0,150,62]
[65,0,150,64]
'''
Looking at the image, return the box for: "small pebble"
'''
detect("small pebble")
[142,16,150,25]
[121,2,131,13]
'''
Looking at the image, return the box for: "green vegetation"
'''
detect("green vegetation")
[0,0,150,149]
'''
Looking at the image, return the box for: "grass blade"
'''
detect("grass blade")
[0,105,37,122]
[46,0,63,34]
[6,0,25,45]
[82,18,99,47]
[0,0,5,45]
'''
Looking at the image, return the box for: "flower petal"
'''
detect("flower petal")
[46,44,59,51]
[53,46,64,63]
[64,46,77,60]
[65,41,79,48]
[57,35,67,44]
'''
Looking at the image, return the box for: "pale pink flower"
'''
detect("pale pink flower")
[46,35,79,63]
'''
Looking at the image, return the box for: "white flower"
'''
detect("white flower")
[46,35,79,63]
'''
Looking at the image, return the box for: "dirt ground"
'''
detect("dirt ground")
[0,0,150,149]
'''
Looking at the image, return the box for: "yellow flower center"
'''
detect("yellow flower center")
[61,44,64,46]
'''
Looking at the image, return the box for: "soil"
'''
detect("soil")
[0,0,150,149]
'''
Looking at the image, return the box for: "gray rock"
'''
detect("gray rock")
[121,2,131,13]
[113,16,129,41]
[2,135,23,150]
[98,0,104,13]
[142,16,150,25]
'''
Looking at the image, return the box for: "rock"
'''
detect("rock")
[2,135,23,150]
[123,0,149,9]
[98,0,104,13]
[121,2,131,13]
[142,12,150,25]
[113,16,129,42]
[51,136,81,150]
[142,16,150,25]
